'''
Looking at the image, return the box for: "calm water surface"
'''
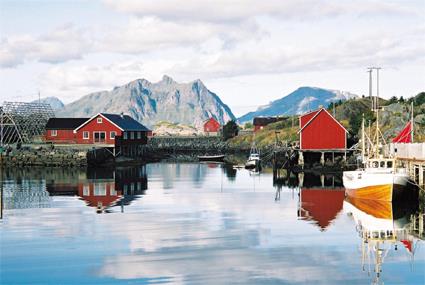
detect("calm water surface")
[0,163,424,284]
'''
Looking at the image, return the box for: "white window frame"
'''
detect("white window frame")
[137,132,141,139]
[130,131,134,139]
[110,131,116,139]
[123,132,128,140]
[83,184,90,196]
[51,130,57,136]
[83,131,89,139]
[94,183,106,196]
[97,117,102,123]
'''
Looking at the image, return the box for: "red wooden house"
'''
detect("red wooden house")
[298,108,347,150]
[45,118,89,143]
[45,113,150,146]
[203,117,221,134]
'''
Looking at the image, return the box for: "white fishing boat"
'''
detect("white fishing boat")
[343,158,409,201]
[245,142,261,170]
[343,68,412,202]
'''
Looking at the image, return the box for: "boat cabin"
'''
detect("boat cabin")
[366,159,395,170]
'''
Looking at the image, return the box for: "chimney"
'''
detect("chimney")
[120,112,124,118]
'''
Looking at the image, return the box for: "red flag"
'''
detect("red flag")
[392,121,412,143]
[401,240,412,253]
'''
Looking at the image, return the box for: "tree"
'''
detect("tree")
[244,122,253,129]
[398,96,405,103]
[349,110,374,137]
[388,96,398,104]
[222,120,239,140]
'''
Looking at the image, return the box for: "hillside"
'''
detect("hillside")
[62,75,236,128]
[238,87,357,123]
[230,93,425,148]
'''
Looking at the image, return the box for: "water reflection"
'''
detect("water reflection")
[1,165,148,214]
[1,163,424,284]
[344,196,422,285]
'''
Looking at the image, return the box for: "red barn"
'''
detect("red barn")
[299,108,347,150]
[203,118,221,134]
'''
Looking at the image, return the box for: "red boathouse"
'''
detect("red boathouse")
[203,118,221,135]
[299,108,347,150]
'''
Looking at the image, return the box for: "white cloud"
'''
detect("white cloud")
[0,24,92,68]
[103,0,414,23]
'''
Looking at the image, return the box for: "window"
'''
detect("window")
[123,132,128,140]
[83,131,89,139]
[51,130,57,136]
[110,131,116,139]
[94,183,106,196]
[110,185,116,196]
[387,161,393,168]
[97,117,102,123]
[380,161,385,168]
[83,184,90,196]
[137,132,141,139]
[130,131,134,139]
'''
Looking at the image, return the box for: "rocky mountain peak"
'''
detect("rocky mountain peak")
[62,76,236,128]
[160,75,176,85]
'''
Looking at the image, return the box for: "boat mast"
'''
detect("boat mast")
[362,114,365,163]
[368,67,382,158]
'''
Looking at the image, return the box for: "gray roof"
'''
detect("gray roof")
[102,113,150,131]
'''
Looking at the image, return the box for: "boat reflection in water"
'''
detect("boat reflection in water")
[344,192,422,285]
[46,166,148,213]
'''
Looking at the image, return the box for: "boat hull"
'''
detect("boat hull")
[198,155,225,162]
[245,159,260,169]
[343,171,408,202]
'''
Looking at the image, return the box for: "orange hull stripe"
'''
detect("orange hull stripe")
[345,197,392,219]
[345,184,393,202]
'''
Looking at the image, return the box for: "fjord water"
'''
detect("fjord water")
[1,163,424,285]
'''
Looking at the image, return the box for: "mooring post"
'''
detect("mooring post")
[298,151,304,169]
[298,172,304,187]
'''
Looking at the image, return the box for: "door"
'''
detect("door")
[94,132,106,143]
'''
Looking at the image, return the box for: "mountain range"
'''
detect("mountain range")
[59,75,236,128]
[237,87,358,123]
[40,79,358,128]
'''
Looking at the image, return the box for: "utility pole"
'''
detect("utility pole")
[367,68,373,110]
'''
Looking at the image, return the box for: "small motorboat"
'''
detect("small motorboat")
[198,154,225,162]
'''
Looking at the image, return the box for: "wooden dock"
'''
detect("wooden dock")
[396,157,425,191]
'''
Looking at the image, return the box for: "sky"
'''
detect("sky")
[0,0,424,116]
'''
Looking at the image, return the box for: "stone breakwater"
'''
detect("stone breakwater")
[0,148,87,167]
